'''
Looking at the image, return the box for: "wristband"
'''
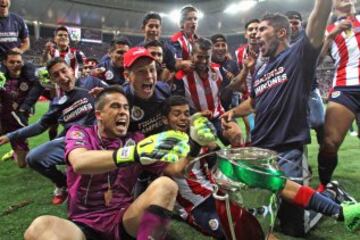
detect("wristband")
[112,146,137,167]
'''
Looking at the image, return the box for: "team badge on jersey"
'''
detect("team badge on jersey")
[131,106,144,121]
[331,91,341,99]
[57,95,68,105]
[105,70,114,80]
[19,82,29,91]
[70,130,85,140]
[208,218,219,231]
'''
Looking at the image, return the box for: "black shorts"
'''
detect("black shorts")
[328,88,360,115]
[73,220,135,240]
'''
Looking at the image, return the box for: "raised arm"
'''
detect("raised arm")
[306,0,333,48]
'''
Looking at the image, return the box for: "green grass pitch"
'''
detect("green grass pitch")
[0,102,359,239]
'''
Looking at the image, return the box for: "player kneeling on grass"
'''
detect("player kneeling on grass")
[24,86,215,240]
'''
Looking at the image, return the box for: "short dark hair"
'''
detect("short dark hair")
[84,57,99,65]
[4,50,22,60]
[144,39,163,49]
[142,12,162,27]
[180,5,198,27]
[95,85,127,110]
[285,11,302,22]
[161,95,189,117]
[210,33,227,44]
[245,19,260,30]
[261,13,290,39]
[192,37,212,53]
[55,26,69,36]
[46,57,68,72]
[110,36,132,52]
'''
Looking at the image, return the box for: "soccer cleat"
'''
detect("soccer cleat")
[1,150,14,161]
[342,202,360,232]
[325,181,357,204]
[52,187,68,205]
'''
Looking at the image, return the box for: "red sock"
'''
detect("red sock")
[292,186,315,208]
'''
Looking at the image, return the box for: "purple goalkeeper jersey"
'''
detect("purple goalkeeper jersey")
[65,124,167,239]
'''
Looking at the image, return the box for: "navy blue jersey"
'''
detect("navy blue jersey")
[138,40,177,72]
[124,82,171,136]
[7,77,106,141]
[0,63,41,113]
[97,59,126,85]
[0,13,29,58]
[250,35,320,150]
[290,30,319,91]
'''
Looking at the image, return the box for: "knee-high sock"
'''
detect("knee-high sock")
[318,151,338,185]
[137,205,171,240]
[292,186,341,219]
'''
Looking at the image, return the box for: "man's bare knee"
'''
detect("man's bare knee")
[150,176,178,195]
[146,176,179,207]
[24,215,53,240]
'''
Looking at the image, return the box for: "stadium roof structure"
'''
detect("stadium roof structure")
[11,0,337,36]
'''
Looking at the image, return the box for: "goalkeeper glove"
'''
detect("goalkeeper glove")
[190,113,217,146]
[0,71,6,89]
[113,130,190,166]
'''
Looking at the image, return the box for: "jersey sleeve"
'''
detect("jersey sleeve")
[18,16,29,40]
[65,125,92,164]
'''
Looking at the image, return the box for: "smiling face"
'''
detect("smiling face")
[245,22,259,45]
[163,104,190,133]
[4,53,23,78]
[288,18,302,40]
[192,47,211,73]
[256,20,281,58]
[143,18,161,41]
[0,0,10,17]
[127,57,157,100]
[212,40,228,63]
[147,45,163,64]
[54,30,70,50]
[48,62,76,92]
[96,93,130,138]
[110,44,130,68]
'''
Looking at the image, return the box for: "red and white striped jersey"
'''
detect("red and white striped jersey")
[170,31,198,60]
[235,44,248,67]
[326,15,360,87]
[172,157,214,213]
[175,64,224,118]
[51,47,86,78]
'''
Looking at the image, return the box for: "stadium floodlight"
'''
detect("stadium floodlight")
[164,9,204,24]
[224,0,257,14]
